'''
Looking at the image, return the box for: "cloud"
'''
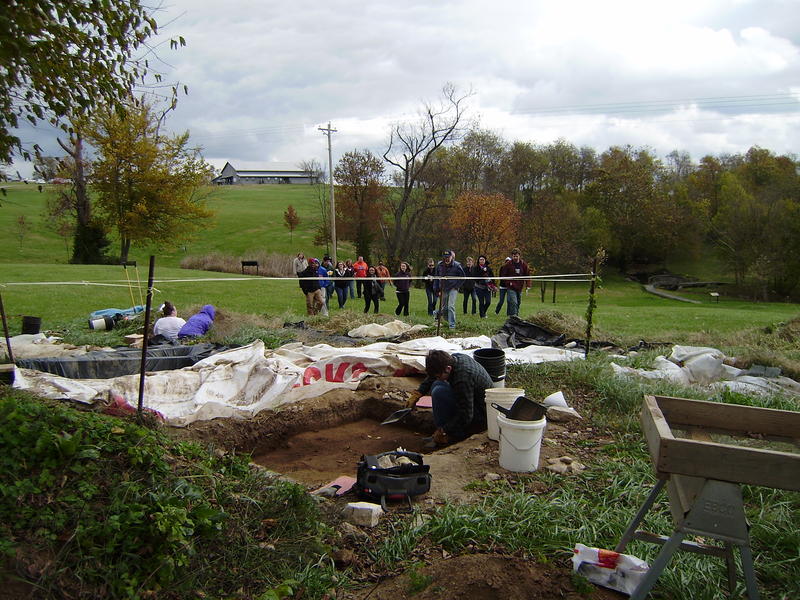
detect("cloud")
[9,0,800,177]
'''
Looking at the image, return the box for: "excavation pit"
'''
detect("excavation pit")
[177,377,435,488]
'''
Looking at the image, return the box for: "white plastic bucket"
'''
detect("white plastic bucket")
[484,387,525,441]
[497,413,546,472]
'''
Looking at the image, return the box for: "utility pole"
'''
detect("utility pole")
[318,122,337,263]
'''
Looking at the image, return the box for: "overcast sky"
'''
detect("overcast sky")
[13,0,800,177]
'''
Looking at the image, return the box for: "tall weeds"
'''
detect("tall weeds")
[180,251,295,277]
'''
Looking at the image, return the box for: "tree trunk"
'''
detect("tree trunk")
[119,237,131,264]
[73,135,90,227]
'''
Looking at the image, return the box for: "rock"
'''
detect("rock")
[338,521,370,542]
[484,472,502,481]
[332,548,358,568]
[343,501,384,527]
[547,406,583,422]
[546,462,570,474]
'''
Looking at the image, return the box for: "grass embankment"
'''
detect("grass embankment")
[0,390,336,599]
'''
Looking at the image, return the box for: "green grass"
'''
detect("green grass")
[1,263,798,363]
[0,183,347,268]
[0,388,336,599]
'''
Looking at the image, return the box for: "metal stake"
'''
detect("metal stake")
[137,256,156,421]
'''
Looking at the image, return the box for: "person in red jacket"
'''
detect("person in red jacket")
[352,256,369,297]
[498,248,530,317]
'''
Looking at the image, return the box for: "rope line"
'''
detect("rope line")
[2,273,593,286]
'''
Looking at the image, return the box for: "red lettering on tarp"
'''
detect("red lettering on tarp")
[303,366,322,385]
[303,361,370,385]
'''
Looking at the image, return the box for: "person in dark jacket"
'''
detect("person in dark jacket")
[433,250,465,329]
[363,266,382,314]
[177,305,216,339]
[333,261,351,308]
[461,256,477,315]
[494,256,511,315]
[474,255,495,318]
[498,248,530,317]
[417,349,493,445]
[422,258,436,315]
[393,261,412,316]
[299,259,326,315]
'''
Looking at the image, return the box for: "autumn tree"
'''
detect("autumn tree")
[283,205,300,241]
[382,83,472,262]
[84,100,214,263]
[450,192,520,263]
[334,149,386,259]
[1,0,185,162]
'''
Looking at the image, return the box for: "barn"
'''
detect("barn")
[211,162,319,185]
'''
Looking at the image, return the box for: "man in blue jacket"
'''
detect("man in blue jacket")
[433,250,465,329]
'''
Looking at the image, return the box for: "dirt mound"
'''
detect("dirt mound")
[353,553,623,599]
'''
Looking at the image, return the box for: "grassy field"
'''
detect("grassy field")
[1,180,799,351]
[0,182,345,268]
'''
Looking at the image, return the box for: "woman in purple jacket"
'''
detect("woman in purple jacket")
[177,305,216,339]
[393,261,412,316]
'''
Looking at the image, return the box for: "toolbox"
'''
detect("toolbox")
[355,451,431,508]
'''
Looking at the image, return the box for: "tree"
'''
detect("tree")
[449,192,520,262]
[283,205,300,241]
[1,0,185,162]
[381,83,472,262]
[298,159,325,184]
[333,149,386,259]
[41,132,111,263]
[32,156,61,181]
[84,100,214,263]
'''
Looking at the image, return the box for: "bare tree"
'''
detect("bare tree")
[297,158,325,184]
[381,83,472,262]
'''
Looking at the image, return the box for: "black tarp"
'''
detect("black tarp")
[17,342,222,379]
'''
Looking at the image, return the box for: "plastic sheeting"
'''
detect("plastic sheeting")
[13,335,585,426]
[611,345,800,398]
[16,343,220,379]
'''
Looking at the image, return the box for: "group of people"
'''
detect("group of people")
[424,248,531,329]
[294,253,413,316]
[152,302,216,341]
[293,248,532,327]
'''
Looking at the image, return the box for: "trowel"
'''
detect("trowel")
[380,407,413,425]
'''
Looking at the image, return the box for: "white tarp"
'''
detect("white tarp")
[612,345,800,398]
[12,334,585,426]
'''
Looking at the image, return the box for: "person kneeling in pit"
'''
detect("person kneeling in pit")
[413,349,493,446]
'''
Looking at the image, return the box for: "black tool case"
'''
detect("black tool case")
[355,451,431,508]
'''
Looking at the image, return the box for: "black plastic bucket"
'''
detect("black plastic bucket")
[473,348,506,383]
[21,316,42,335]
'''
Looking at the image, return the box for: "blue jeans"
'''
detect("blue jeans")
[444,288,458,328]
[475,287,491,318]
[425,286,436,315]
[506,289,521,316]
[335,286,348,308]
[431,380,457,431]
[348,279,355,299]
[495,287,506,314]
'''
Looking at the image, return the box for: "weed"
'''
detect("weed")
[406,562,434,595]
